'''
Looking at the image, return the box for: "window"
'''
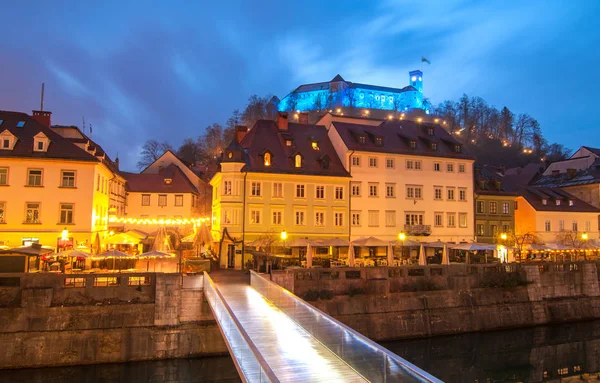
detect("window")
[250,210,261,224]
[375,137,383,146]
[285,139,292,146]
[296,184,305,198]
[385,211,396,227]
[97,174,100,191]
[406,160,413,170]
[415,186,422,199]
[477,224,485,236]
[175,195,183,206]
[93,277,118,287]
[556,199,561,206]
[223,210,232,224]
[414,160,422,170]
[459,213,468,228]
[586,221,591,232]
[351,156,360,167]
[433,162,440,172]
[454,145,462,153]
[25,202,40,223]
[434,187,443,200]
[223,181,232,195]
[502,202,509,214]
[489,225,497,236]
[335,186,343,200]
[459,188,467,201]
[316,186,325,199]
[458,164,466,173]
[58,170,76,188]
[503,224,510,233]
[427,127,434,136]
[295,211,305,225]
[569,200,574,206]
[477,201,485,213]
[27,169,42,186]
[2,139,9,149]
[351,211,361,226]
[559,220,565,231]
[431,143,438,151]
[489,202,497,214]
[405,213,424,226]
[369,183,378,197]
[359,136,366,144]
[158,195,167,207]
[386,184,396,198]
[273,183,283,198]
[128,276,151,286]
[272,211,282,225]
[369,157,378,167]
[545,220,551,232]
[264,152,271,166]
[368,211,379,227]
[447,187,455,200]
[142,194,150,206]
[36,141,44,151]
[64,278,86,288]
[351,182,361,196]
[447,213,456,227]
[435,213,443,227]
[334,212,344,227]
[386,158,395,169]
[16,121,25,128]
[59,203,74,224]
[409,140,417,149]
[573,221,578,232]
[315,212,325,226]
[447,163,454,172]
[294,154,302,168]
[0,168,7,185]
[251,182,261,196]
[0,201,5,223]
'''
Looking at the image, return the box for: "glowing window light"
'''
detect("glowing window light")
[411,76,417,82]
[264,152,271,166]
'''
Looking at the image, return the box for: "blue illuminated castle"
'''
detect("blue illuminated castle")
[277,70,428,118]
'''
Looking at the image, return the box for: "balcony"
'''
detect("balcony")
[404,224,432,236]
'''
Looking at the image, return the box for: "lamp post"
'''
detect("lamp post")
[398,232,406,262]
[280,229,287,257]
[582,232,589,260]
[499,232,508,263]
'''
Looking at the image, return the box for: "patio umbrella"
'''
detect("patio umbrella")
[391,239,422,247]
[152,226,173,252]
[418,244,426,265]
[54,249,92,258]
[138,250,175,271]
[305,243,313,268]
[288,238,313,247]
[348,244,355,267]
[1,245,54,256]
[95,249,131,270]
[352,237,388,247]
[320,238,350,247]
[387,242,394,266]
[194,223,212,248]
[442,244,449,265]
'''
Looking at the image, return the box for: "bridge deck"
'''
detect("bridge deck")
[215,277,367,383]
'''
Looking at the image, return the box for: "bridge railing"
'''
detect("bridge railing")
[251,271,442,383]
[203,272,279,383]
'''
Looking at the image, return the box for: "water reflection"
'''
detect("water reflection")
[382,320,600,383]
[2,355,241,383]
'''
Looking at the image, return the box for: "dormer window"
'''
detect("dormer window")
[16,121,25,128]
[33,133,49,153]
[375,137,383,146]
[286,140,293,147]
[0,130,16,151]
[542,199,547,205]
[294,154,302,168]
[431,142,438,151]
[264,152,271,166]
[164,178,173,185]
[409,140,417,149]
[569,200,574,206]
[454,145,462,153]
[311,141,319,150]
[359,136,366,144]
[427,127,434,136]
[556,200,561,206]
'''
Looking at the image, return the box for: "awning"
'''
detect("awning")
[352,237,389,247]
[449,243,495,251]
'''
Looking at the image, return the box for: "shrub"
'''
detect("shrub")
[480,272,529,288]
[319,290,334,300]
[347,287,367,297]
[301,289,333,301]
[400,279,441,292]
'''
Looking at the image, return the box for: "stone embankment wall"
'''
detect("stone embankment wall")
[271,262,600,341]
[0,273,227,369]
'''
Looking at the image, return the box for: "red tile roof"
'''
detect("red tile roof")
[122,164,199,194]
[331,119,474,160]
[234,120,350,177]
[519,186,600,213]
[0,111,99,162]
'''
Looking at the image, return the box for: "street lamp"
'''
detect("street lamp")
[61,227,69,241]
[398,232,406,260]
[500,232,507,241]
[582,232,589,241]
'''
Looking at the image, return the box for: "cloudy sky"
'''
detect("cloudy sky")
[1,0,599,171]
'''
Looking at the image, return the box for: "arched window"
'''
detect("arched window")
[264,152,271,166]
[295,154,302,168]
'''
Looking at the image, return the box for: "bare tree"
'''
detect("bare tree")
[511,230,538,262]
[137,139,173,169]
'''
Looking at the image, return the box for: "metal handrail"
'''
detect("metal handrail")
[203,272,280,383]
[250,271,442,383]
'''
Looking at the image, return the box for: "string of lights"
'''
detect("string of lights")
[108,216,211,225]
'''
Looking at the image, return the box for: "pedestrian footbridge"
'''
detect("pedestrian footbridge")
[203,270,441,383]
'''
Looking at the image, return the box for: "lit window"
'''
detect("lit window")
[64,278,85,288]
[93,277,118,287]
[311,141,319,150]
[273,183,283,198]
[409,140,417,149]
[264,152,271,166]
[502,202,509,214]
[489,202,497,214]
[294,154,302,168]
[459,213,468,228]
[27,169,42,186]
[223,181,232,195]
[359,136,366,144]
[59,203,74,224]
[250,210,261,224]
[285,140,292,146]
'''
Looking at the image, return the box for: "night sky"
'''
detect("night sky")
[2,1,599,171]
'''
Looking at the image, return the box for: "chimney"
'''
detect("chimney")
[567,168,577,179]
[32,110,52,128]
[277,112,288,131]
[298,112,309,125]
[235,125,248,143]
[114,157,120,170]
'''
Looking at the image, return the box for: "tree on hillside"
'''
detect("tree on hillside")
[241,94,278,128]
[199,123,233,161]
[225,109,242,131]
[543,143,572,163]
[499,107,514,142]
[137,139,173,169]
[177,138,204,166]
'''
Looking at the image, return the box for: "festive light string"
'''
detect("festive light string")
[108,216,210,225]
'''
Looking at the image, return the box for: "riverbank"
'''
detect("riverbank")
[272,262,600,341]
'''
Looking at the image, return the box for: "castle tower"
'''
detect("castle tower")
[409,70,423,93]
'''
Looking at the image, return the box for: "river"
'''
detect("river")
[4,321,600,383]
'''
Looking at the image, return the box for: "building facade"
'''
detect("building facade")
[320,114,476,243]
[0,110,121,250]
[211,116,350,269]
